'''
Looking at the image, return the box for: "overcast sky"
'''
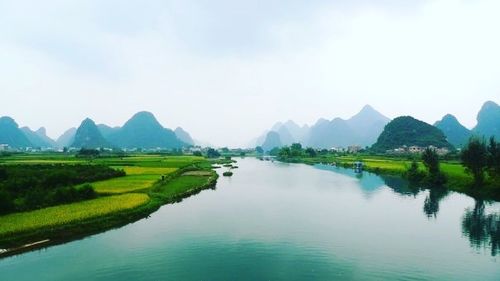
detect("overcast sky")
[1,0,499,147]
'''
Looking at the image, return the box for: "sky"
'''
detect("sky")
[1,0,499,147]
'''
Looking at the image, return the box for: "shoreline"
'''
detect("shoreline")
[0,164,219,259]
[277,157,500,202]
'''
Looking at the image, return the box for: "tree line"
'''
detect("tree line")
[0,164,125,214]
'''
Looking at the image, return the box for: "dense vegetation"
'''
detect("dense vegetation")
[0,164,125,214]
[371,116,454,152]
[275,140,500,200]
[0,154,218,251]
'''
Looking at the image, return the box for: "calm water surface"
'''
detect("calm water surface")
[1,158,499,280]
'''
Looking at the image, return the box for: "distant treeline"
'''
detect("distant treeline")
[0,164,125,214]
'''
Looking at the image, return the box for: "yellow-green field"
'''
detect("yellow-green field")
[0,193,150,236]
[91,166,179,194]
[0,154,218,247]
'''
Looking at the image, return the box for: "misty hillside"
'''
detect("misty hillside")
[21,127,57,148]
[71,118,111,149]
[262,131,282,152]
[56,128,77,148]
[107,111,185,149]
[0,116,32,148]
[372,116,454,152]
[175,127,194,146]
[473,101,500,139]
[434,114,471,148]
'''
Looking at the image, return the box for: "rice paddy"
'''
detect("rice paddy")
[0,154,218,247]
[0,193,150,237]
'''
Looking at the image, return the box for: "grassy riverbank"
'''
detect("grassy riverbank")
[280,154,499,201]
[0,154,219,252]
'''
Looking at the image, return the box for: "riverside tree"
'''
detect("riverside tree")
[422,147,446,185]
[461,137,488,186]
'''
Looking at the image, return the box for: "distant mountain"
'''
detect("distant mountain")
[307,105,390,148]
[262,131,282,152]
[108,111,185,149]
[21,127,57,148]
[0,116,32,148]
[71,118,110,148]
[473,101,500,139]
[434,114,471,148]
[371,116,454,152]
[282,120,310,142]
[255,120,310,148]
[174,127,194,145]
[97,124,121,139]
[56,127,76,148]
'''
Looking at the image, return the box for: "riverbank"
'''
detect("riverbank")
[0,155,219,257]
[278,155,500,201]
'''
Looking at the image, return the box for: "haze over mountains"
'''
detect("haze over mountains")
[256,101,500,151]
[1,101,499,150]
[257,105,391,150]
[0,112,195,150]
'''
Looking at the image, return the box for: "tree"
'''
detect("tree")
[422,148,446,185]
[206,148,220,158]
[305,147,317,157]
[255,146,264,154]
[461,137,488,186]
[193,151,202,157]
[290,143,303,157]
[487,137,500,180]
[278,147,291,159]
[405,159,425,183]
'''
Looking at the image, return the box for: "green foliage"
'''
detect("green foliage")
[77,148,100,157]
[487,137,500,181]
[206,148,220,158]
[371,116,454,152]
[193,151,202,157]
[305,147,317,157]
[404,160,425,183]
[461,137,488,186]
[255,146,264,154]
[0,164,124,214]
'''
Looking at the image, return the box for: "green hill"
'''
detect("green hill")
[108,111,185,149]
[372,116,454,152]
[21,127,57,148]
[71,118,110,148]
[473,101,500,139]
[434,114,471,148]
[0,116,32,148]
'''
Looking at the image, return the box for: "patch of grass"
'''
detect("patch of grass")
[0,193,150,237]
[91,175,160,194]
[119,166,177,176]
[153,175,212,199]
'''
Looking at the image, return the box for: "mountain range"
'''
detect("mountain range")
[0,112,195,150]
[257,105,390,149]
[1,101,498,150]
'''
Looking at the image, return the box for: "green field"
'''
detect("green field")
[0,154,218,249]
[291,154,498,200]
[0,193,150,237]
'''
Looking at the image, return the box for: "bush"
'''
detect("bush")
[404,160,425,183]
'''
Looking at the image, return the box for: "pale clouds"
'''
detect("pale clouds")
[0,0,499,147]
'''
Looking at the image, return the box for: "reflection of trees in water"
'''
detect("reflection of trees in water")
[380,175,422,196]
[462,200,500,256]
[423,187,449,218]
[381,175,451,218]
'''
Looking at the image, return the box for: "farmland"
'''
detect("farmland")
[0,154,218,250]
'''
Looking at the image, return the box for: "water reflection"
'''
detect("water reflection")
[462,200,500,256]
[423,187,449,218]
[316,164,499,256]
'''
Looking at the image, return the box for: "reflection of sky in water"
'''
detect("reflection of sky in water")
[1,158,498,281]
[314,164,419,197]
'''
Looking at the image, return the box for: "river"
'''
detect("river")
[1,157,498,280]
